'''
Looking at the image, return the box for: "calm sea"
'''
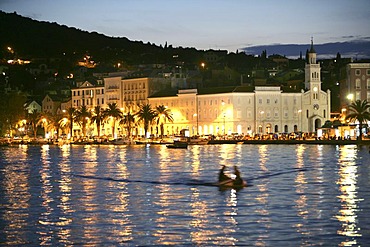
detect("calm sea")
[1,144,369,246]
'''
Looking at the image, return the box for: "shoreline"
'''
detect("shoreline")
[2,139,370,146]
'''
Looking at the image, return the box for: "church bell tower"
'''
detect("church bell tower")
[304,38,321,94]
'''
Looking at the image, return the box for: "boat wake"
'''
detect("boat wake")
[73,174,219,187]
[248,167,307,181]
[73,168,306,188]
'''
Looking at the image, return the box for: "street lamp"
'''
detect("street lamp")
[195,95,199,136]
[193,113,198,136]
[298,109,302,132]
[259,111,264,134]
[347,94,354,101]
[221,100,225,137]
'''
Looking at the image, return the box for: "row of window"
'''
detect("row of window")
[312,72,320,79]
[354,78,370,89]
[73,98,105,107]
[355,69,370,76]
[156,97,304,108]
[72,89,104,97]
[124,83,146,90]
[258,124,299,133]
[177,108,319,120]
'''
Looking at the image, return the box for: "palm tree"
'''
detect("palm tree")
[91,105,105,137]
[48,113,64,139]
[37,114,50,138]
[27,109,41,139]
[65,107,76,139]
[346,99,370,141]
[120,110,136,139]
[136,103,156,138]
[154,105,173,139]
[103,103,123,139]
[75,105,91,137]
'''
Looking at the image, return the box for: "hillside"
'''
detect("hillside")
[0,11,204,65]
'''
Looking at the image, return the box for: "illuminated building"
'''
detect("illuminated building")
[149,41,331,136]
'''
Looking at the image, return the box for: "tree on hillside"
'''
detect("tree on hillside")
[0,92,27,137]
[346,100,370,141]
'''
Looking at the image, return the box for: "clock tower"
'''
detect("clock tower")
[301,38,331,133]
[305,38,321,93]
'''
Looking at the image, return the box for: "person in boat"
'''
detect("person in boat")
[218,165,231,182]
[233,165,244,186]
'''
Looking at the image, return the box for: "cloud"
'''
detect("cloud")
[242,40,370,59]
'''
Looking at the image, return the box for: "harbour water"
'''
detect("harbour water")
[0,144,369,246]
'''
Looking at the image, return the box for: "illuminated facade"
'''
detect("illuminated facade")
[71,81,105,109]
[70,77,171,137]
[67,41,330,138]
[148,41,331,136]
[343,63,370,104]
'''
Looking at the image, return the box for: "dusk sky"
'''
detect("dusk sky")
[1,0,370,52]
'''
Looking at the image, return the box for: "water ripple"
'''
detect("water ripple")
[0,144,369,246]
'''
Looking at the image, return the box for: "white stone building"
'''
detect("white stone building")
[148,42,331,136]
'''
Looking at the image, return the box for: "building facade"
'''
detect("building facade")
[71,81,105,109]
[148,42,331,137]
[64,42,330,138]
[342,63,370,104]
[69,77,171,138]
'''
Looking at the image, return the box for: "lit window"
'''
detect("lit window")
[356,79,361,89]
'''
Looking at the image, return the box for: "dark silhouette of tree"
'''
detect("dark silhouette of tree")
[346,100,370,141]
[27,109,41,139]
[65,107,77,139]
[91,105,105,137]
[75,105,91,137]
[136,103,156,138]
[0,92,27,137]
[103,103,123,139]
[154,105,173,139]
[120,109,136,139]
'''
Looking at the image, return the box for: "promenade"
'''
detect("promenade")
[2,137,370,146]
[208,139,370,145]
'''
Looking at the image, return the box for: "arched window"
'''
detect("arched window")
[356,79,361,89]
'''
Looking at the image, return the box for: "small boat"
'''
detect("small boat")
[110,138,134,145]
[188,137,209,145]
[217,178,247,189]
[166,141,188,149]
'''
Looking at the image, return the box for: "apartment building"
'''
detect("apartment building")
[343,63,370,103]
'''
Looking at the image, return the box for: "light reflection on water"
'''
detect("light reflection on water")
[0,144,370,246]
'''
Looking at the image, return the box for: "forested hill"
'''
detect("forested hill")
[0,11,207,65]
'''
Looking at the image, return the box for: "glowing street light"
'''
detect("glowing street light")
[347,94,354,101]
[221,100,226,137]
[298,109,302,132]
